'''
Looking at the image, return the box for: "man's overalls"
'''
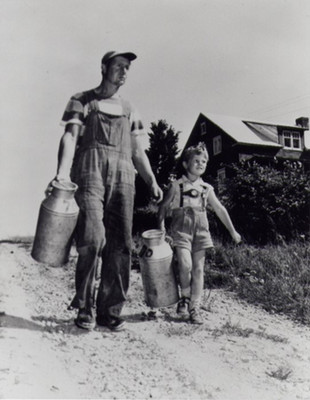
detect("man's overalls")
[70,97,135,319]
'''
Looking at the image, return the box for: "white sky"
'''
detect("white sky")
[1,0,310,239]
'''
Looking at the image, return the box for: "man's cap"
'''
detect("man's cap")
[101,51,137,65]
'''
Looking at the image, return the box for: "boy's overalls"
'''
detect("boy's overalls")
[170,179,214,252]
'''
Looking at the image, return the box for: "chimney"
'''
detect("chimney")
[296,117,309,129]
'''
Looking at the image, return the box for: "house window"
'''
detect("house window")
[217,167,226,182]
[282,131,301,150]
[292,132,301,149]
[213,135,222,155]
[201,122,207,135]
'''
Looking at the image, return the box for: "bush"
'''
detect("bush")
[218,161,310,244]
[205,240,310,325]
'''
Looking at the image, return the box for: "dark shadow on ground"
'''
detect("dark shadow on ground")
[124,310,186,324]
[0,312,44,331]
[0,312,88,335]
[0,237,33,251]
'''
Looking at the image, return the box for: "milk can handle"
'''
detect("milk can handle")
[145,249,153,257]
[139,245,147,257]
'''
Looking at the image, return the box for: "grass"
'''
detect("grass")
[266,365,293,381]
[212,320,254,338]
[205,239,310,325]
[212,319,288,343]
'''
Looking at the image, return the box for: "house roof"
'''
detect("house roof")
[201,112,294,148]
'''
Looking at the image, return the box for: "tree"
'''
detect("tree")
[134,120,180,210]
[146,120,180,188]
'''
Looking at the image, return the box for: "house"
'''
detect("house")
[181,113,310,181]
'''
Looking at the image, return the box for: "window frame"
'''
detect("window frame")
[282,130,302,150]
[200,121,207,135]
[216,167,226,183]
[213,135,222,155]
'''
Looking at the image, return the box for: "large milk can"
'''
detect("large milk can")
[32,181,79,267]
[139,229,179,308]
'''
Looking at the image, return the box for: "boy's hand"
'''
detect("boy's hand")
[232,231,242,244]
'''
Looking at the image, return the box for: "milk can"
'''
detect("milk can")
[32,181,79,267]
[139,229,179,308]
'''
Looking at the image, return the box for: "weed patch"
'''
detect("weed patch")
[205,241,310,325]
[266,365,293,381]
[212,319,288,343]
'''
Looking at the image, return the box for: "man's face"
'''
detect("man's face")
[105,56,131,86]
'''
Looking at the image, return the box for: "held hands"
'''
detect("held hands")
[150,182,163,203]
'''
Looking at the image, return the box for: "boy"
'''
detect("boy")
[158,143,241,324]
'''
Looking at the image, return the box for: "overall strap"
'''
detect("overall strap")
[200,184,209,209]
[88,99,99,112]
[120,98,131,119]
[178,182,208,210]
[179,183,184,207]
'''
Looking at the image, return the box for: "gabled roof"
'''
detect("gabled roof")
[201,112,294,148]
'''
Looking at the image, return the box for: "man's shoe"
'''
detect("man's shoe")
[189,307,204,325]
[74,309,95,330]
[96,314,126,332]
[177,297,190,315]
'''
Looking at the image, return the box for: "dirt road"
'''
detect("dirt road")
[1,241,310,400]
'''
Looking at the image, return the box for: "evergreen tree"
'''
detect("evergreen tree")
[134,120,180,208]
[146,120,180,188]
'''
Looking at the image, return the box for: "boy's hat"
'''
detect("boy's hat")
[101,51,137,65]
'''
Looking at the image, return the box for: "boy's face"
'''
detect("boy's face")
[183,154,208,177]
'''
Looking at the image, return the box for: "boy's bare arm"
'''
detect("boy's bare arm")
[208,190,241,243]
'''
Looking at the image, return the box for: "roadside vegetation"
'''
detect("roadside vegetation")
[202,161,310,325]
[204,240,310,325]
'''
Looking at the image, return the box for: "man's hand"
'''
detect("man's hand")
[150,182,163,203]
[45,178,56,197]
[44,175,71,197]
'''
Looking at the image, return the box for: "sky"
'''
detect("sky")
[1,0,310,239]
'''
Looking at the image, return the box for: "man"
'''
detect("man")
[50,51,162,331]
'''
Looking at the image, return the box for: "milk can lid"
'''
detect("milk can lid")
[141,229,164,240]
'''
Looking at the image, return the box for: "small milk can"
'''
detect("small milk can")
[139,229,179,308]
[31,181,79,267]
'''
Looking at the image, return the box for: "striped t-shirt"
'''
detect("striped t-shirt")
[60,89,146,138]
